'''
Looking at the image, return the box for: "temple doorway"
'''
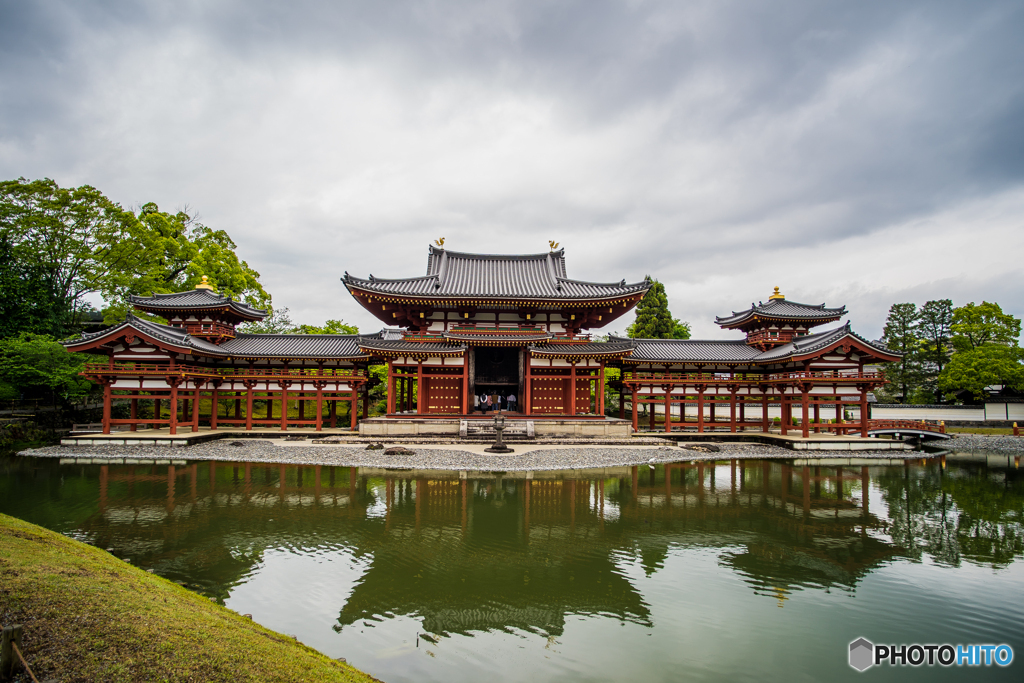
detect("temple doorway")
[470,346,523,413]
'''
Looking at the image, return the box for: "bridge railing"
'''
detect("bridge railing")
[867,419,946,434]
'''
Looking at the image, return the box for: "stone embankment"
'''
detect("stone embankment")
[942,433,1024,453]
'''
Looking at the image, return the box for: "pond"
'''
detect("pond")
[1,452,1022,682]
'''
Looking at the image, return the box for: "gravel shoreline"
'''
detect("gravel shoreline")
[941,433,1024,453]
[22,440,924,472]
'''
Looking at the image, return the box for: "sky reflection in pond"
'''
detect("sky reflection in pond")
[1,454,1022,682]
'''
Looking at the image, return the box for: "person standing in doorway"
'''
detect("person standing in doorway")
[508,393,517,413]
[485,393,492,412]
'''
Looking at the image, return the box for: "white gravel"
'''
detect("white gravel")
[22,439,923,471]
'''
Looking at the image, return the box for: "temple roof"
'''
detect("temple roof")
[343,245,650,301]
[219,334,369,360]
[357,339,467,357]
[715,298,846,328]
[753,323,897,363]
[129,288,266,320]
[613,336,762,364]
[64,315,228,356]
[616,324,899,365]
[529,340,636,358]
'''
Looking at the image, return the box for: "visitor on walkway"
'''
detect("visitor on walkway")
[508,393,517,412]
[485,394,493,412]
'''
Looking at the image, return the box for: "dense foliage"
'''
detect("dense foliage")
[878,299,1023,403]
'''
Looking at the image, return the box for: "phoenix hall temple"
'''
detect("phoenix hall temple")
[65,244,899,440]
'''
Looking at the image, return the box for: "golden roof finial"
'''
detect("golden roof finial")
[434,237,445,248]
[769,286,784,300]
[195,275,215,291]
[549,240,560,250]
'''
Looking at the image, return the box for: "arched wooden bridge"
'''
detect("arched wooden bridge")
[867,419,951,440]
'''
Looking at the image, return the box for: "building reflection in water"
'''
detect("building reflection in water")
[63,455,1023,639]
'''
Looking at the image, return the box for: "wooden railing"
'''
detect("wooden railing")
[83,364,366,379]
[745,330,795,345]
[868,419,946,434]
[622,371,884,384]
[173,322,236,338]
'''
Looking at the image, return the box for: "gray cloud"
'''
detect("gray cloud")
[1,0,1022,340]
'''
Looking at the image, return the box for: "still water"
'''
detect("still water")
[2,453,1022,682]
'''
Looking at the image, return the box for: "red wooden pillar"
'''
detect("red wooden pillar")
[569,362,577,417]
[416,360,424,415]
[697,389,705,433]
[280,386,288,431]
[631,386,638,432]
[525,358,532,415]
[211,387,219,430]
[860,389,869,438]
[739,395,745,430]
[153,398,161,424]
[729,389,737,433]
[350,389,358,430]
[387,361,395,415]
[762,392,769,432]
[245,383,254,430]
[781,393,788,436]
[101,382,112,434]
[192,385,201,432]
[598,363,605,417]
[813,400,820,433]
[315,385,324,431]
[461,356,469,415]
[801,387,810,439]
[169,381,179,435]
[664,388,672,433]
[330,397,337,428]
[129,398,137,432]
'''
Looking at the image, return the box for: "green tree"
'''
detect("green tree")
[0,178,142,337]
[938,302,1023,400]
[949,301,1021,351]
[917,299,953,400]
[293,320,359,335]
[880,303,924,403]
[627,280,690,339]
[0,334,95,407]
[102,203,271,322]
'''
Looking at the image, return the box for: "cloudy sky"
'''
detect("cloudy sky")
[2,0,1022,339]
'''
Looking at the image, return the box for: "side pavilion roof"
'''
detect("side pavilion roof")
[715,298,846,329]
[129,289,267,321]
[343,245,650,301]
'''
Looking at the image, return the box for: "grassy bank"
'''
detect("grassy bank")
[0,513,380,683]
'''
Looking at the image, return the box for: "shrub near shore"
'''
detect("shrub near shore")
[0,513,379,683]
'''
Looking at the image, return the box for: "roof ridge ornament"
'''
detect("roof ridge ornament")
[769,286,784,300]
[195,275,215,291]
[549,240,559,250]
[435,237,445,248]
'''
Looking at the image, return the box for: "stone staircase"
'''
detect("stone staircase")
[460,419,535,440]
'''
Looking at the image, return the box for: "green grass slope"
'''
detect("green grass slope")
[0,513,380,683]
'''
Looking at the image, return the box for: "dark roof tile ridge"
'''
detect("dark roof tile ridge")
[345,273,439,284]
[555,276,649,288]
[430,245,561,260]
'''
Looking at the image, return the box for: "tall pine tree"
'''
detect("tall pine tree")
[881,303,924,403]
[628,280,690,339]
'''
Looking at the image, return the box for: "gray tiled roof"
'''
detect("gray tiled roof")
[754,323,897,362]
[220,334,369,359]
[64,315,228,356]
[357,339,467,355]
[529,341,636,357]
[445,331,553,343]
[615,336,762,363]
[129,289,266,320]
[715,298,846,327]
[343,245,649,300]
